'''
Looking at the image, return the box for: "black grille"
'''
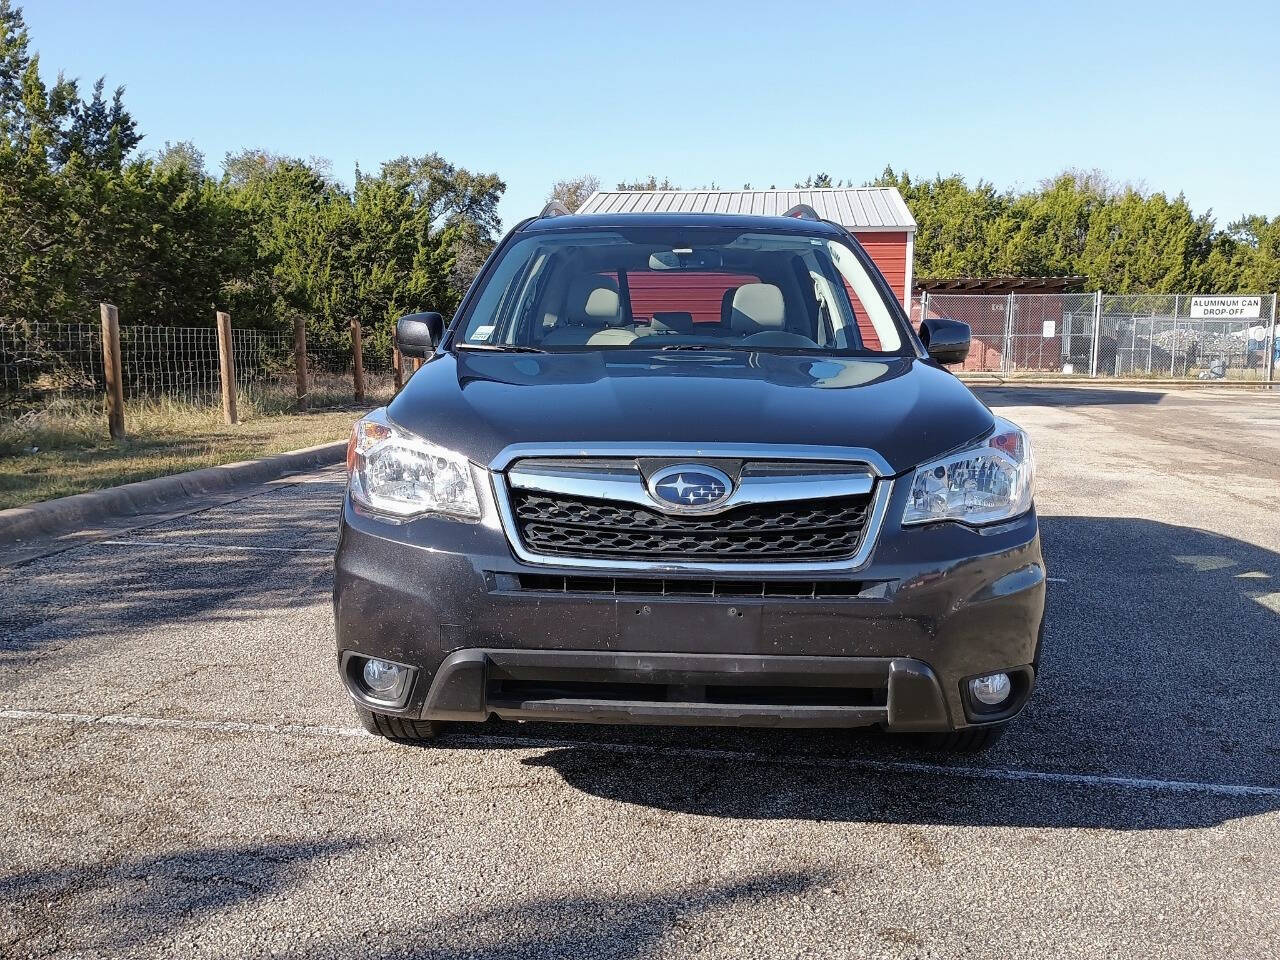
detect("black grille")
[509,489,873,562]
[512,574,869,598]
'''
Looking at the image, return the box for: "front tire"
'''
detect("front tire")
[354,706,439,743]
[920,723,1008,752]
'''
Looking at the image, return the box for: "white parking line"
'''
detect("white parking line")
[100,539,333,554]
[4,707,1277,801]
[1046,577,1068,583]
[0,708,367,739]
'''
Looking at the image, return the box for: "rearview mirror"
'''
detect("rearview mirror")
[648,248,724,270]
[918,315,970,366]
[396,312,444,358]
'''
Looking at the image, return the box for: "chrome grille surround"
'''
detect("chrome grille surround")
[488,443,894,574]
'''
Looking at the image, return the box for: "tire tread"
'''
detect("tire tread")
[924,723,1007,752]
[355,707,438,742]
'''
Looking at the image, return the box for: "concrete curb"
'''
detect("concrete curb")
[0,440,347,546]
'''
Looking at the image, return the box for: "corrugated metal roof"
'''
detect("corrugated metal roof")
[575,188,916,231]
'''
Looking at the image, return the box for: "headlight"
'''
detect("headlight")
[903,418,1034,527]
[345,411,480,520]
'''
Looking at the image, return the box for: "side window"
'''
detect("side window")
[827,241,900,352]
[841,278,882,350]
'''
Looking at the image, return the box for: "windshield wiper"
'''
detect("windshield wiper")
[457,343,547,354]
[658,343,721,351]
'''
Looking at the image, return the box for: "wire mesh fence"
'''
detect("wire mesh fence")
[112,325,299,403]
[913,292,1278,381]
[1,318,402,431]
[0,322,105,410]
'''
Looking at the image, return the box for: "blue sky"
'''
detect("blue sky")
[24,0,1280,231]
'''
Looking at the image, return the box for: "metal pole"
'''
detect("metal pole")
[1146,316,1154,373]
[1267,293,1277,384]
[1170,295,1180,376]
[1090,291,1101,377]
[1003,292,1015,372]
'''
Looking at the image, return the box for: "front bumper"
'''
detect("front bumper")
[334,466,1046,733]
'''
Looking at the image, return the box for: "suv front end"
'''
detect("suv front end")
[333,210,1045,751]
[336,419,1043,749]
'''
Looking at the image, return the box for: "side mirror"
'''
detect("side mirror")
[918,315,970,365]
[396,312,444,358]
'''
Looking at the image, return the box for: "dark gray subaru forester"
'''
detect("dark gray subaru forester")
[335,206,1044,751]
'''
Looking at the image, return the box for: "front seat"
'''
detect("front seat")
[542,275,636,346]
[728,283,786,336]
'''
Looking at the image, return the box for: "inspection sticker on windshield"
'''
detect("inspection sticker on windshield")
[470,325,495,341]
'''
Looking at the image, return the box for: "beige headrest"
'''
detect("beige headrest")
[730,283,785,331]
[567,274,621,326]
[584,286,620,318]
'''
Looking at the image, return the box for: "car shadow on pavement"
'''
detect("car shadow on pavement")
[514,740,1276,831]
[973,386,1170,407]
[443,515,1280,832]
[0,506,336,657]
[0,839,359,956]
[281,870,821,960]
[0,846,817,959]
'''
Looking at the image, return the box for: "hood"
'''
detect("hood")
[387,350,993,476]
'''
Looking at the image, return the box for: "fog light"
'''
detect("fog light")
[970,672,1012,706]
[362,658,407,696]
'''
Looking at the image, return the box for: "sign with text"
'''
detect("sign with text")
[1190,296,1262,319]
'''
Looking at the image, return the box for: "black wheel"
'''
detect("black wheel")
[920,723,1008,752]
[354,706,439,743]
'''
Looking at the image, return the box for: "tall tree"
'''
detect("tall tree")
[547,174,599,212]
[795,173,835,188]
[616,175,679,191]
[871,167,1018,278]
[154,139,206,179]
[1219,215,1280,293]
[55,77,140,169]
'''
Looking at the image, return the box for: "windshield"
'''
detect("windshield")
[454,227,910,356]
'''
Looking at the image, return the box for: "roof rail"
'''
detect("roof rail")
[540,200,572,218]
[782,203,822,221]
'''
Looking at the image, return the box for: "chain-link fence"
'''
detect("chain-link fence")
[913,292,1278,381]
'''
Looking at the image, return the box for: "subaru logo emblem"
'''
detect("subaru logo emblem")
[646,464,734,513]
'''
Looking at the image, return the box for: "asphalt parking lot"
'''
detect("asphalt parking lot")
[3,384,1279,959]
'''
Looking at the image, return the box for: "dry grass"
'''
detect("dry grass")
[0,386,379,510]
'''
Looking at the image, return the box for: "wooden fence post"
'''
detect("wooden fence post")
[294,316,309,410]
[393,344,404,392]
[99,303,125,440]
[216,311,238,425]
[351,318,366,401]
